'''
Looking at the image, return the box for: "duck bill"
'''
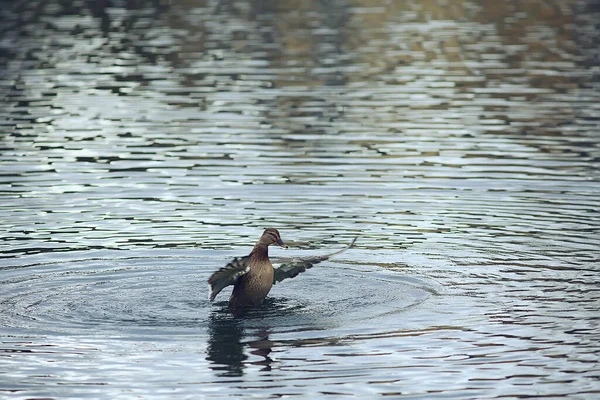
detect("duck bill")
[277,238,288,248]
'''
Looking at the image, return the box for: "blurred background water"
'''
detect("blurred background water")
[1,0,599,398]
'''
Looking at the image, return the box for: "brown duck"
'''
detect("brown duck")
[208,228,356,312]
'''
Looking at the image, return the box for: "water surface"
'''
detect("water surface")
[1,0,599,398]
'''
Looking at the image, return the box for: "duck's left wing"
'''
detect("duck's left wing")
[208,256,250,301]
[273,237,357,284]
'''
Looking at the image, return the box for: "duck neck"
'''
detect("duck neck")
[252,243,269,260]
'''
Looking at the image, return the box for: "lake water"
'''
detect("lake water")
[1,0,599,398]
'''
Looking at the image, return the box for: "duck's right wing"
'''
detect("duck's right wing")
[273,237,357,284]
[208,256,250,301]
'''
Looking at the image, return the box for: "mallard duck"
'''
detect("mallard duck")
[208,228,356,312]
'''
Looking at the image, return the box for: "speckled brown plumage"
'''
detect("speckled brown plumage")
[208,229,356,314]
[208,228,286,312]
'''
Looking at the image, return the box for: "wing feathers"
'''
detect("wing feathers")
[208,256,250,301]
[273,237,357,284]
[208,237,357,300]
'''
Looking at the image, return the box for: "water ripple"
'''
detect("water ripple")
[0,250,434,337]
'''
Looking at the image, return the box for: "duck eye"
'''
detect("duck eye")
[267,232,278,240]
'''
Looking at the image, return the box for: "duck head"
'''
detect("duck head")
[257,228,287,248]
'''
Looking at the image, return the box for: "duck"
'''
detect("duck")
[208,228,356,313]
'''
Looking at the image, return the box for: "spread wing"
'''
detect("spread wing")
[208,256,250,301]
[273,237,357,284]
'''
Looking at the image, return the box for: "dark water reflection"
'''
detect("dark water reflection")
[208,309,275,377]
[207,311,248,377]
[1,0,600,398]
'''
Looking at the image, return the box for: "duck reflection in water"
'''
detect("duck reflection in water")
[206,308,274,377]
[208,228,356,315]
